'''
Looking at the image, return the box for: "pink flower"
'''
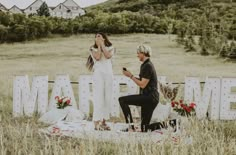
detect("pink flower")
[66,100,71,105]
[55,96,59,100]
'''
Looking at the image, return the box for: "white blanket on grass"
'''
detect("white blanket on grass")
[38,120,188,144]
[39,121,166,143]
[38,107,86,125]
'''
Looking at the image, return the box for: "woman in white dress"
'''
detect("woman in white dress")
[86,32,115,130]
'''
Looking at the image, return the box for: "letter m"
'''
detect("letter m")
[184,77,221,120]
[13,75,48,117]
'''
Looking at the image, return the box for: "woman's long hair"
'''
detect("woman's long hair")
[86,55,94,71]
[86,33,112,71]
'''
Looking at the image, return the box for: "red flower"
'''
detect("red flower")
[174,101,179,105]
[186,107,191,112]
[190,103,196,108]
[171,101,175,107]
[183,105,187,110]
[55,96,71,109]
[171,100,196,116]
[66,100,71,105]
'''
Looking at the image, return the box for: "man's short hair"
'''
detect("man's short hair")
[137,44,152,57]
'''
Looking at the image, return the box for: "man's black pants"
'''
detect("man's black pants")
[119,94,158,132]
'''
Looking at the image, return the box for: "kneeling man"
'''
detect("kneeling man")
[119,44,159,132]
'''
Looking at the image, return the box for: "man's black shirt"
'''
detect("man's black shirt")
[139,58,159,103]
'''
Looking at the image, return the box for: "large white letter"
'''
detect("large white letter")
[184,77,221,119]
[220,78,236,120]
[112,75,138,117]
[78,75,139,118]
[49,75,76,110]
[13,75,48,117]
[78,75,93,117]
[113,75,167,118]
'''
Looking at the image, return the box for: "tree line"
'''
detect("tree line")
[0,10,172,43]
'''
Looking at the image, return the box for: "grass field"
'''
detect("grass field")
[0,34,236,154]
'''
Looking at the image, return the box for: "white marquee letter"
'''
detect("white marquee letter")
[112,75,138,117]
[220,78,236,120]
[78,75,93,116]
[184,77,221,119]
[13,75,48,117]
[78,75,139,118]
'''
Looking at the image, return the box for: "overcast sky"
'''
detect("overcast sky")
[75,0,108,7]
[0,0,108,9]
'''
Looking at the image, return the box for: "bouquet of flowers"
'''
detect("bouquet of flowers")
[159,82,179,101]
[55,96,71,109]
[171,100,196,117]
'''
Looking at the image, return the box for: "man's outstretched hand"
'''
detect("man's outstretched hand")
[122,69,132,78]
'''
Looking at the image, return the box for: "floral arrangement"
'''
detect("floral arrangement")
[171,100,196,117]
[159,82,179,101]
[55,96,71,109]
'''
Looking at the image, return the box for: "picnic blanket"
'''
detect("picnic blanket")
[39,120,191,144]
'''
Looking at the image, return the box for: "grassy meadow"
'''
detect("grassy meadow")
[0,34,236,154]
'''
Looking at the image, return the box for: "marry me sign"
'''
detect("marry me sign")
[13,75,236,120]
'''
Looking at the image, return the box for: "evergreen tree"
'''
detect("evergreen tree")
[200,42,209,56]
[219,42,229,57]
[229,41,236,54]
[176,21,186,45]
[37,2,50,17]
[184,22,196,52]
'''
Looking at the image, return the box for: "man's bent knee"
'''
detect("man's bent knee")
[119,97,124,104]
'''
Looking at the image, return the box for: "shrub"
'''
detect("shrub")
[0,12,11,26]
[7,24,28,42]
[0,24,8,43]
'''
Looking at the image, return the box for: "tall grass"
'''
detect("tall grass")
[0,34,235,154]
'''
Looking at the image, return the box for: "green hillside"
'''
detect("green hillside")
[87,0,236,17]
[84,0,236,57]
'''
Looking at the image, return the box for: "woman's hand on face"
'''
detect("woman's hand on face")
[98,39,105,47]
[95,38,100,46]
[95,37,104,47]
[100,40,105,47]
